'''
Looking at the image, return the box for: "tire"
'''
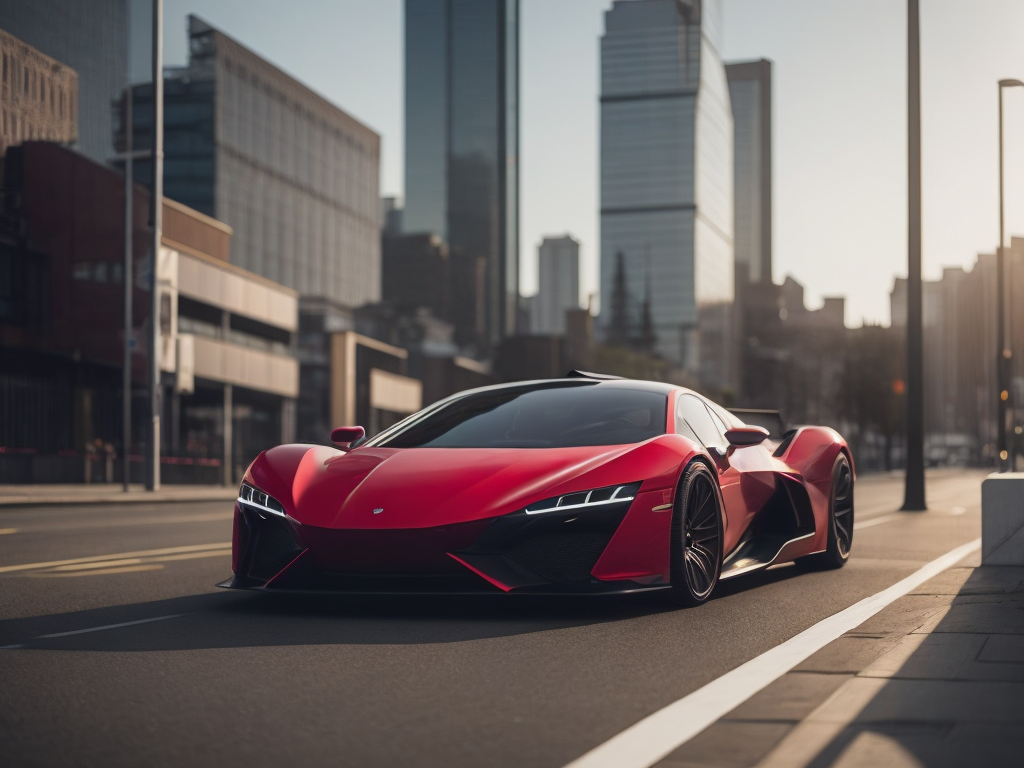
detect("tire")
[669,461,723,607]
[796,453,854,571]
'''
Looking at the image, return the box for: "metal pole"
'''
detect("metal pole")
[996,79,1024,471]
[903,0,926,510]
[123,85,133,492]
[146,0,163,491]
[999,84,1008,472]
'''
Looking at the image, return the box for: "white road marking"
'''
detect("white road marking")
[561,538,981,768]
[36,614,188,639]
[0,542,231,574]
[853,513,903,531]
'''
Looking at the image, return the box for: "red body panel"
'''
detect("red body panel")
[251,437,692,530]
[233,383,853,593]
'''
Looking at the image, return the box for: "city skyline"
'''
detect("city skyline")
[139,0,1024,327]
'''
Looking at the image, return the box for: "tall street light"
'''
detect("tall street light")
[997,78,1024,472]
[903,0,926,510]
[146,0,164,491]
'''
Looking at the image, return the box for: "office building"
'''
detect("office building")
[0,29,78,155]
[0,141,298,484]
[381,196,403,235]
[535,235,580,335]
[726,58,772,285]
[599,0,734,389]
[0,0,126,164]
[119,15,381,308]
[382,233,451,321]
[403,0,519,353]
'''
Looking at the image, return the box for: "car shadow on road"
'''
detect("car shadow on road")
[0,562,811,654]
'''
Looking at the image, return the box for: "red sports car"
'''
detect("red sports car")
[220,373,854,606]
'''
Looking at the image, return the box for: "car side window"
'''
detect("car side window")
[676,395,727,449]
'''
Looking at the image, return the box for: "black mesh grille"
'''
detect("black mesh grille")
[504,530,613,582]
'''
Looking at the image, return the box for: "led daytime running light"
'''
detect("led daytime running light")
[237,482,286,517]
[524,482,641,515]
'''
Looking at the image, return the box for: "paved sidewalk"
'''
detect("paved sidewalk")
[0,483,236,507]
[657,554,1024,768]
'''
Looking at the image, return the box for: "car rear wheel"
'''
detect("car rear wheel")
[669,461,723,607]
[797,453,854,570]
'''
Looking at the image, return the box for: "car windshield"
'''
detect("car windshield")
[372,383,667,448]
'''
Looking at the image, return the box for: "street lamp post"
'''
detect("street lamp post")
[998,78,1024,472]
[146,0,164,491]
[903,0,926,510]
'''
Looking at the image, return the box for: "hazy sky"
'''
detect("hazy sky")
[136,0,1024,326]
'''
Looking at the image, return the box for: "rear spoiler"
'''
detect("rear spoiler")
[565,370,625,380]
[727,408,787,439]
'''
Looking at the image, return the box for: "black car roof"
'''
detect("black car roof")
[445,376,683,398]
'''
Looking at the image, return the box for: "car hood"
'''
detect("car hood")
[258,441,680,529]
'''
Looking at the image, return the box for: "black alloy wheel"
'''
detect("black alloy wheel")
[797,453,854,570]
[670,461,723,606]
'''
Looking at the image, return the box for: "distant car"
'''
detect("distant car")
[220,373,854,606]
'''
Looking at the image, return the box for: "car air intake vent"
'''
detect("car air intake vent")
[505,530,613,582]
[239,509,302,582]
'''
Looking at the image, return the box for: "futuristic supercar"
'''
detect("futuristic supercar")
[219,373,854,606]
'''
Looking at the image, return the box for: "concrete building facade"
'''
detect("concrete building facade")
[0,29,78,155]
[0,141,298,484]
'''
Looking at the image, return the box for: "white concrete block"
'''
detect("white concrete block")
[982,473,1024,565]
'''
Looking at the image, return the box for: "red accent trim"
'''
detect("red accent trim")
[264,548,310,588]
[446,553,513,592]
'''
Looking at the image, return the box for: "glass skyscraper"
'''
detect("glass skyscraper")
[600,0,734,390]
[727,58,772,286]
[404,0,519,354]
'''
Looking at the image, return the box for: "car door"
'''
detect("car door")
[704,398,778,547]
[675,394,744,552]
[675,394,775,555]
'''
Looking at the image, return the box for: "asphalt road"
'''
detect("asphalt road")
[0,469,986,768]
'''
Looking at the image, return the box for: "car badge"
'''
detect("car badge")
[373,508,384,515]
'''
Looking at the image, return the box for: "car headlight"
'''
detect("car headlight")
[524,482,642,516]
[237,482,286,517]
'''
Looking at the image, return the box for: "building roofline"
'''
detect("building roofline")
[186,14,380,142]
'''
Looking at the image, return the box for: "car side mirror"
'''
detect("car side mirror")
[725,426,770,447]
[331,426,365,450]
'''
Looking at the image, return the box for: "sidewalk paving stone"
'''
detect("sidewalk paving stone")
[654,564,1024,768]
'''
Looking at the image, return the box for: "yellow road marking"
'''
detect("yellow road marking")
[0,542,231,574]
[32,565,165,578]
[24,512,233,533]
[153,550,231,563]
[54,559,143,572]
[13,548,230,577]
[0,528,16,535]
